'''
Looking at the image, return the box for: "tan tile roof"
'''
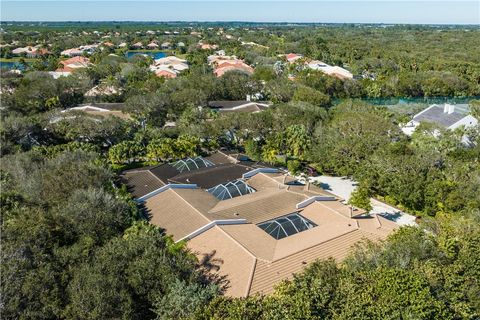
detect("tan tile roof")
[120,170,165,198]
[187,226,256,297]
[137,164,398,297]
[186,200,397,297]
[246,172,286,191]
[248,229,382,295]
[205,151,237,165]
[173,188,219,215]
[144,189,211,240]
[209,189,307,223]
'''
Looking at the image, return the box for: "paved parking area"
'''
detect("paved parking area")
[297,175,417,226]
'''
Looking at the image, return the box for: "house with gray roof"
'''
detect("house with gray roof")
[402,103,478,136]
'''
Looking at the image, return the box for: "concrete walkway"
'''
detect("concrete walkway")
[297,175,417,226]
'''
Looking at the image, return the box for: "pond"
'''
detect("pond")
[125,51,167,60]
[351,96,480,106]
[0,61,27,70]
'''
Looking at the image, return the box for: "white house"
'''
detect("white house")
[307,60,353,80]
[402,104,478,136]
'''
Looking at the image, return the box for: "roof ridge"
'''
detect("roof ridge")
[314,200,355,219]
[209,188,285,213]
[169,188,212,224]
[270,228,361,263]
[213,225,258,296]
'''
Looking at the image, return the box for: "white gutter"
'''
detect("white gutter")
[242,167,279,179]
[176,219,248,242]
[136,183,198,202]
[296,196,337,209]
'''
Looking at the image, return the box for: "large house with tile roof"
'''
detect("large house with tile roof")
[56,56,91,73]
[122,152,398,297]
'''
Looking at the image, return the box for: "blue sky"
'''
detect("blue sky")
[1,1,479,24]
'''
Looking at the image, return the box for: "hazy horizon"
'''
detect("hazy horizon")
[1,1,479,25]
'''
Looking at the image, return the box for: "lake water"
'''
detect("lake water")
[0,61,27,70]
[125,51,167,60]
[335,96,479,112]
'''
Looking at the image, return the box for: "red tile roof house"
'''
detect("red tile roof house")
[213,60,254,77]
[102,41,115,48]
[286,53,304,64]
[60,48,84,57]
[155,68,178,78]
[56,56,91,72]
[147,42,159,49]
[200,43,219,50]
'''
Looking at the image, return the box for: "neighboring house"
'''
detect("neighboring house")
[61,48,84,57]
[177,42,185,47]
[207,54,237,65]
[12,46,30,55]
[155,68,178,78]
[285,53,303,64]
[132,42,143,49]
[149,56,189,78]
[161,42,171,50]
[208,55,254,77]
[213,60,254,77]
[200,43,219,50]
[208,100,271,113]
[103,41,115,48]
[118,42,128,48]
[147,42,159,49]
[61,44,98,57]
[12,46,50,58]
[123,153,397,297]
[241,41,269,49]
[153,56,188,66]
[56,56,91,72]
[59,103,131,120]
[402,103,478,136]
[307,60,353,80]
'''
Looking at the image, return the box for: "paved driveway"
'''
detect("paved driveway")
[297,175,417,226]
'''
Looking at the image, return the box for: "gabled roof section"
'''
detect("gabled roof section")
[119,169,165,198]
[144,188,212,241]
[209,189,307,223]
